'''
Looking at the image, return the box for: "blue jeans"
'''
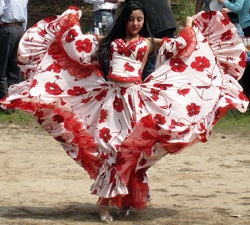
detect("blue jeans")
[94,10,115,32]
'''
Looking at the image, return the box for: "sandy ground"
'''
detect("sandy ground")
[0,122,250,225]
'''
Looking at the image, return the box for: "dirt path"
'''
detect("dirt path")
[0,123,249,225]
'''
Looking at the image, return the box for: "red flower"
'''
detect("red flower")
[113,96,124,112]
[124,62,134,72]
[67,86,87,96]
[66,29,78,43]
[75,38,92,53]
[30,79,38,89]
[136,46,147,62]
[45,82,63,95]
[39,29,47,37]
[154,114,166,125]
[95,89,108,101]
[170,58,188,72]
[220,30,233,41]
[201,11,216,20]
[53,114,64,123]
[191,56,210,72]
[186,103,201,117]
[117,45,131,57]
[153,83,173,90]
[99,109,108,123]
[170,119,185,129]
[220,17,230,26]
[177,88,190,96]
[239,52,246,68]
[150,88,160,101]
[99,127,112,143]
[46,62,61,73]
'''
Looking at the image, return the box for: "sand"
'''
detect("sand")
[0,122,249,225]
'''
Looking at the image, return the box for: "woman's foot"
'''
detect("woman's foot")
[117,206,130,217]
[99,206,113,222]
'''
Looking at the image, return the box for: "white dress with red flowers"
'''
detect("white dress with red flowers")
[1,7,248,209]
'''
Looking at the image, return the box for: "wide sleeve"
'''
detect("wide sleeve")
[155,26,197,68]
[18,6,101,80]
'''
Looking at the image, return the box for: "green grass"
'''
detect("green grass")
[0,110,37,128]
[214,109,250,134]
[1,109,250,135]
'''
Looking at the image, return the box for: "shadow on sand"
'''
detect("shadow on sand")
[0,202,178,223]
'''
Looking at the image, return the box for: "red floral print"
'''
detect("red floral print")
[117,45,131,57]
[46,62,61,73]
[66,29,78,43]
[99,109,108,123]
[67,86,87,96]
[170,58,188,72]
[39,29,47,37]
[191,56,210,72]
[53,114,64,123]
[136,46,147,62]
[99,127,112,143]
[186,103,201,117]
[95,89,108,101]
[150,88,160,101]
[45,82,63,95]
[124,62,135,72]
[154,114,166,125]
[220,30,233,41]
[30,79,38,89]
[177,88,190,96]
[153,83,173,90]
[113,96,124,112]
[75,38,92,53]
[239,52,246,68]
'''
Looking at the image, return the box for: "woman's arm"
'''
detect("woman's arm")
[218,0,244,13]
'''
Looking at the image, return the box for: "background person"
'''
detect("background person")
[84,0,119,33]
[0,0,28,112]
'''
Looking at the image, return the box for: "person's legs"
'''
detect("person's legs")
[98,197,113,222]
[0,26,23,100]
[0,28,10,99]
[94,10,115,31]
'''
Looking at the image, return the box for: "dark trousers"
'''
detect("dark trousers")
[0,25,24,99]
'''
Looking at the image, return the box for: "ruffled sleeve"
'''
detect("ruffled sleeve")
[155,26,197,68]
[17,6,102,80]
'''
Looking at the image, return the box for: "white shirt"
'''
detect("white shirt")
[0,0,28,29]
[84,0,117,12]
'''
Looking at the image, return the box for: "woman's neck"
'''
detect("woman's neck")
[124,33,140,42]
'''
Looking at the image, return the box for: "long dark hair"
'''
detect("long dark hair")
[96,1,154,60]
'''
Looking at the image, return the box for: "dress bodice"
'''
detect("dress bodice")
[107,36,147,83]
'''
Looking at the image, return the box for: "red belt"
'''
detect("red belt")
[0,22,23,28]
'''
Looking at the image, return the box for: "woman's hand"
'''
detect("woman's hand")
[217,0,224,5]
[186,16,194,28]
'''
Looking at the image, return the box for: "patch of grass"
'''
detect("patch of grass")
[0,110,37,128]
[214,110,250,134]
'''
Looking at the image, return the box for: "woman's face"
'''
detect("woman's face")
[126,9,144,37]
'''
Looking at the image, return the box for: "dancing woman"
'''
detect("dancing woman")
[0,1,248,222]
